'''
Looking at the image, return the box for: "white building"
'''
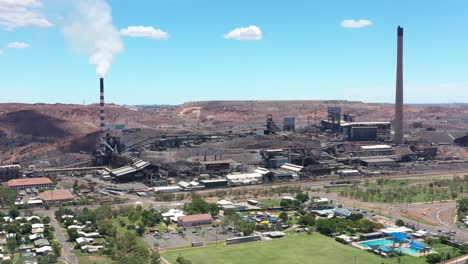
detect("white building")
[226,172,263,186]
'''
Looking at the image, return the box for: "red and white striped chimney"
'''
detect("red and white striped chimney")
[99,78,106,150]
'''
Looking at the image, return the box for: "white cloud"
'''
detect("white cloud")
[0,0,53,30]
[0,49,3,54]
[8,42,30,48]
[120,26,169,40]
[341,19,372,28]
[224,25,262,40]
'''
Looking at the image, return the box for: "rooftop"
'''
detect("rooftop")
[7,177,52,187]
[360,145,392,150]
[178,213,212,222]
[200,159,235,165]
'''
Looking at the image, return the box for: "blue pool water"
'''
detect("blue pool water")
[359,239,394,247]
[358,239,421,255]
[397,247,420,255]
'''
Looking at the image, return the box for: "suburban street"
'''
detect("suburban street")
[48,211,78,264]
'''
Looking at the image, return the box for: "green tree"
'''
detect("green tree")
[183,193,219,216]
[426,253,441,264]
[298,215,315,226]
[98,221,117,237]
[176,255,192,264]
[8,207,19,218]
[42,216,51,224]
[67,229,80,241]
[52,241,61,257]
[348,213,363,221]
[239,221,255,236]
[136,221,146,236]
[459,244,468,254]
[395,219,405,227]
[128,210,141,228]
[278,212,288,222]
[295,192,309,203]
[149,252,161,264]
[6,237,18,252]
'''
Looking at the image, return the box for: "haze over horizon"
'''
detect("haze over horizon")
[1,0,467,105]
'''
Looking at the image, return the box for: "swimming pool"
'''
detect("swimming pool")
[397,247,420,255]
[358,239,422,255]
[358,239,394,248]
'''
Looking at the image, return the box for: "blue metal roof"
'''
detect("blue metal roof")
[409,241,428,250]
[387,232,410,242]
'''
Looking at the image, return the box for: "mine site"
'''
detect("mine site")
[2,1,468,264]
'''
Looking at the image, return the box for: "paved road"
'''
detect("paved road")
[47,211,78,264]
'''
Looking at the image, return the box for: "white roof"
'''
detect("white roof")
[360,145,392,150]
[29,234,42,240]
[381,227,412,233]
[76,237,93,244]
[282,196,297,201]
[161,209,185,218]
[226,172,262,181]
[154,186,180,192]
[178,181,191,188]
[254,167,270,175]
[26,199,42,204]
[67,225,85,230]
[313,198,329,203]
[339,169,360,173]
[189,181,199,186]
[217,199,233,206]
[26,216,40,221]
[31,223,44,229]
[61,215,74,219]
[35,246,52,253]
[280,163,304,172]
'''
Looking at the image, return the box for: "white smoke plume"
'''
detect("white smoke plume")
[63,0,123,77]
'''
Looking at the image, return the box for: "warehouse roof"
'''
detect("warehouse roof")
[340,121,391,126]
[7,177,52,187]
[360,145,392,150]
[178,213,212,222]
[200,159,235,165]
[280,163,303,172]
[361,158,396,163]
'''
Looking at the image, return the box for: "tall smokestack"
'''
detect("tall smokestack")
[100,78,106,150]
[394,26,404,145]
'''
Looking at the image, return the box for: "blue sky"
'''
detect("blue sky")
[0,0,467,105]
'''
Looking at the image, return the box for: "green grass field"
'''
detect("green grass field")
[163,233,428,264]
[75,250,113,264]
[258,198,282,208]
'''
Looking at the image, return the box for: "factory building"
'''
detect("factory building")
[360,158,396,167]
[199,159,234,174]
[341,122,392,141]
[199,179,228,188]
[153,186,181,193]
[321,107,392,141]
[454,134,468,147]
[358,145,394,156]
[0,164,22,182]
[226,172,263,186]
[283,117,296,132]
[109,157,150,182]
[7,177,53,190]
